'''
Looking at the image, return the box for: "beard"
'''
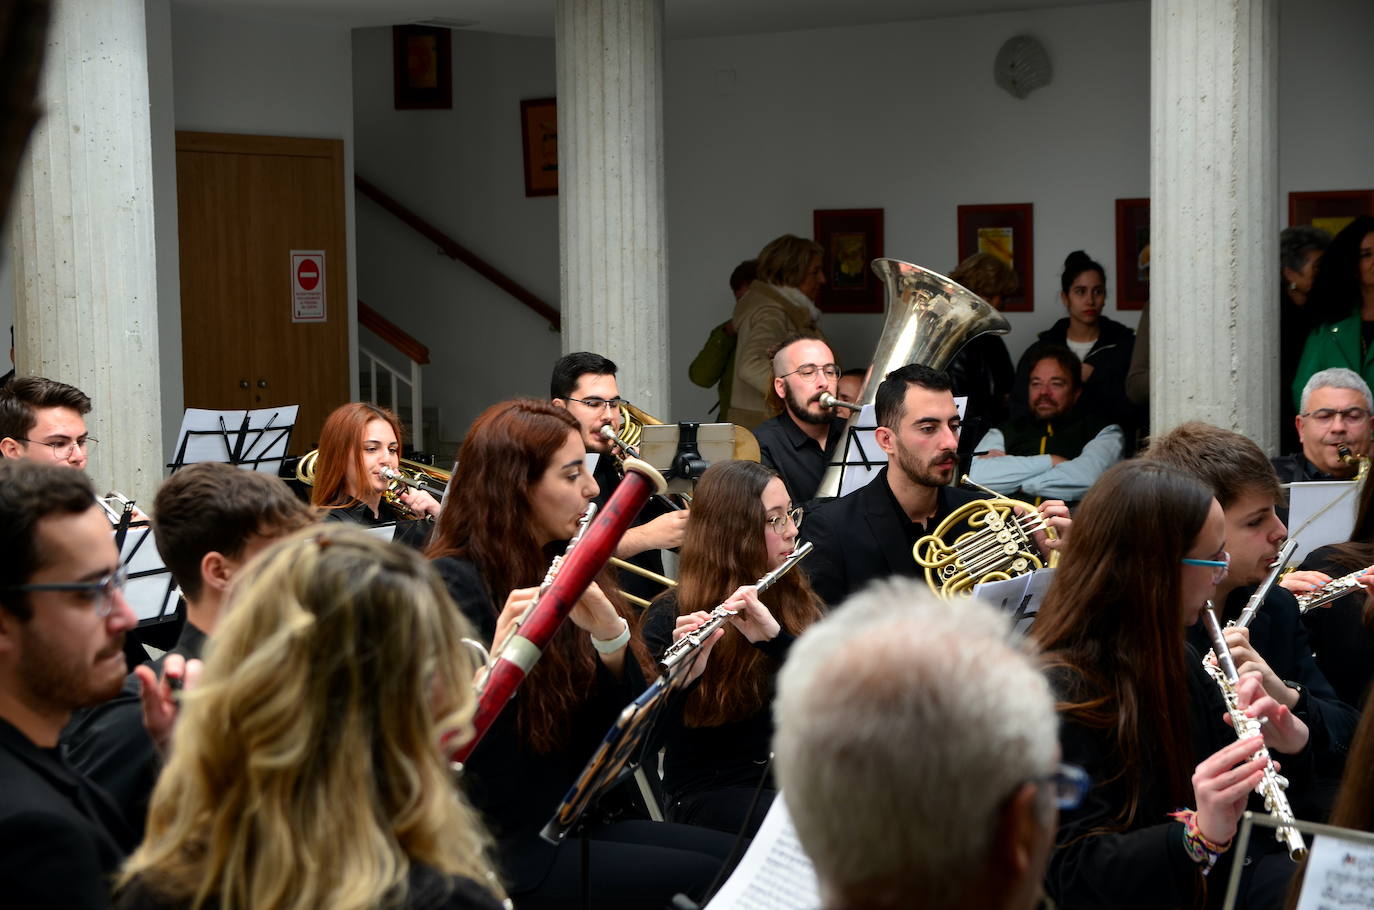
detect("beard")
[17,623,127,715]
[895,437,956,488]
[785,383,830,426]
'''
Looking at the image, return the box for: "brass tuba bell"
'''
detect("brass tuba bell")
[813,259,1010,499]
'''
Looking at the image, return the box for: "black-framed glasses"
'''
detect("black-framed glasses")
[566,396,627,412]
[1299,407,1370,424]
[1040,763,1091,810]
[766,507,804,534]
[778,363,841,382]
[6,566,128,618]
[18,436,97,459]
[1182,550,1230,584]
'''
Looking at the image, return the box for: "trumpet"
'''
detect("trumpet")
[1200,602,1307,862]
[660,541,813,673]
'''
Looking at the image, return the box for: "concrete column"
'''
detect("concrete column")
[555,0,669,416]
[1150,0,1277,450]
[10,0,163,501]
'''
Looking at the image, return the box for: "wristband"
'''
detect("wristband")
[591,617,631,654]
[1169,808,1231,876]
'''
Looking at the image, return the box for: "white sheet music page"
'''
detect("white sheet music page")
[172,406,299,473]
[706,794,820,910]
[1295,831,1374,909]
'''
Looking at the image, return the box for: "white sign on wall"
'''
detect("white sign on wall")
[291,250,326,323]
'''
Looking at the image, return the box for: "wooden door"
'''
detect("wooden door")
[176,132,349,454]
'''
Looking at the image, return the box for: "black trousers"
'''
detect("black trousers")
[667,787,775,841]
[514,819,740,910]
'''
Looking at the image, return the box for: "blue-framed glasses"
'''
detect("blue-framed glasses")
[1182,550,1230,584]
[1041,763,1091,810]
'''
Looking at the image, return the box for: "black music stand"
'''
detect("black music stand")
[167,406,298,474]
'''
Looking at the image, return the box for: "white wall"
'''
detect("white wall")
[169,0,358,439]
[351,26,561,447]
[350,0,1374,432]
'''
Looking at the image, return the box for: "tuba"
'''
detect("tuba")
[813,259,1010,499]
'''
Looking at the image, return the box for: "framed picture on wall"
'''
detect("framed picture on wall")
[392,26,452,110]
[1288,189,1374,236]
[520,98,559,197]
[956,203,1033,312]
[813,208,884,313]
[1114,198,1150,311]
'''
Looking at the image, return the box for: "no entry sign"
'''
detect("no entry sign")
[291,250,327,322]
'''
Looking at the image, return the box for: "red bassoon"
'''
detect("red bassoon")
[448,457,667,765]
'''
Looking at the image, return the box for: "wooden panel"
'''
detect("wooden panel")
[176,132,350,454]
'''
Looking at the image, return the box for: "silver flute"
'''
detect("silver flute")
[661,541,813,672]
[1200,602,1307,861]
[1236,538,1298,629]
[1295,563,1374,614]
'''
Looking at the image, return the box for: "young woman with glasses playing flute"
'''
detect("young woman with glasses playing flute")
[1031,460,1313,909]
[641,460,824,838]
[424,399,734,910]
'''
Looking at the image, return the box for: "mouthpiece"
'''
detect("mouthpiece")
[1338,444,1356,464]
[380,466,422,490]
[599,425,616,440]
[818,392,854,411]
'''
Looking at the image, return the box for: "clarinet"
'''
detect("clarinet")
[1200,603,1307,861]
[660,541,813,673]
[1295,563,1374,614]
[448,457,667,766]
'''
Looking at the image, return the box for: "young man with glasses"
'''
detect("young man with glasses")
[1146,421,1358,817]
[550,352,688,604]
[1273,368,1374,484]
[0,460,141,906]
[752,333,849,503]
[0,375,94,470]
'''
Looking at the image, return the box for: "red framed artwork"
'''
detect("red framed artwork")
[956,203,1033,311]
[1114,198,1150,311]
[1288,189,1374,236]
[392,26,452,110]
[520,98,559,197]
[813,208,884,313]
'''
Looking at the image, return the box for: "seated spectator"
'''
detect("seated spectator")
[688,259,755,416]
[773,577,1066,910]
[62,463,315,839]
[1012,250,1136,435]
[970,345,1122,505]
[727,235,826,429]
[753,333,848,503]
[945,252,1019,467]
[837,367,865,407]
[1272,367,1373,484]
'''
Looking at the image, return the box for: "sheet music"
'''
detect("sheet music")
[706,795,819,910]
[973,568,1055,636]
[1295,831,1374,909]
[834,398,967,497]
[171,406,299,473]
[1287,481,1358,564]
[118,526,179,623]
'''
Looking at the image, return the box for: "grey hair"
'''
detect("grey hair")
[1280,225,1331,275]
[772,577,1058,909]
[1301,368,1373,413]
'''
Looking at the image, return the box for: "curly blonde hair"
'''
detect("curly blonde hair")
[119,525,503,909]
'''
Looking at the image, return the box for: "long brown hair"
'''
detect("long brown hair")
[671,460,823,726]
[425,399,647,752]
[311,402,402,509]
[1031,460,1213,829]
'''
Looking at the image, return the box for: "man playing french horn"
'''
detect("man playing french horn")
[802,363,1070,607]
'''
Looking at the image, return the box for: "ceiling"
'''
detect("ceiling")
[174,0,1118,38]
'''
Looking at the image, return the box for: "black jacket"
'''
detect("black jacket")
[1013,314,1138,436]
[0,717,136,909]
[1297,545,1374,711]
[800,467,986,607]
[592,455,675,605]
[115,866,505,910]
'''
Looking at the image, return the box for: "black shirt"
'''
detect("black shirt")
[1297,544,1374,711]
[753,412,848,504]
[323,499,430,549]
[592,454,675,606]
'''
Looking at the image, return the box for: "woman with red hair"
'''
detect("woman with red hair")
[426,399,734,910]
[312,402,439,546]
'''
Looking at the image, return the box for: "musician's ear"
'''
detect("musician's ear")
[201,551,234,594]
[0,437,24,459]
[874,425,897,455]
[551,398,568,411]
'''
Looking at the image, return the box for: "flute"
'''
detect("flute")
[1235,538,1298,629]
[661,541,813,673]
[1295,563,1374,614]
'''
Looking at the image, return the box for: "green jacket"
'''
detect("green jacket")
[1292,311,1374,410]
[688,320,736,415]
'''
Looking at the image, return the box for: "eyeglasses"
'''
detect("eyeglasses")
[1299,407,1370,424]
[1182,550,1230,584]
[766,507,804,534]
[778,363,841,381]
[6,566,128,618]
[1038,763,1091,810]
[18,436,97,459]
[566,396,627,412]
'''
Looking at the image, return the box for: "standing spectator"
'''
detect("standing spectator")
[688,260,755,417]
[1291,216,1374,409]
[1280,226,1333,451]
[727,235,826,429]
[944,252,1019,469]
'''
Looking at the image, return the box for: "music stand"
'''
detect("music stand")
[821,398,968,498]
[1222,811,1374,910]
[168,406,299,474]
[118,524,181,627]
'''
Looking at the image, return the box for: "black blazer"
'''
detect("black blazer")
[801,467,986,607]
[0,718,135,909]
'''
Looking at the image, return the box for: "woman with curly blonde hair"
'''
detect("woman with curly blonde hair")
[115,525,505,910]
